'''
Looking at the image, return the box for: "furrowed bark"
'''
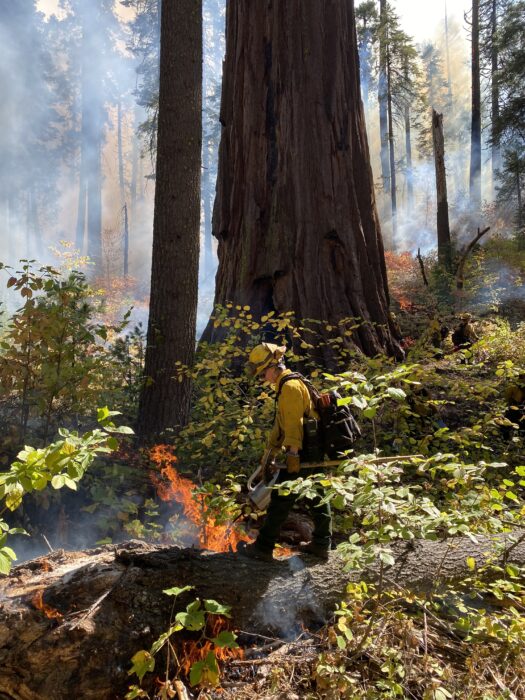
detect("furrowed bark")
[201,0,401,361]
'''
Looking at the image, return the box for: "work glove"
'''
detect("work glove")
[285,451,301,474]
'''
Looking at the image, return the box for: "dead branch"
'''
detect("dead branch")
[417,248,429,287]
[455,226,491,290]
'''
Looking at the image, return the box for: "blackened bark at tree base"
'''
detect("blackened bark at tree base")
[2,533,525,700]
[202,0,402,363]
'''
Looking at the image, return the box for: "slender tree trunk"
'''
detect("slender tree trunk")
[444,0,453,104]
[26,187,41,259]
[130,105,139,217]
[202,136,213,278]
[123,202,129,277]
[517,164,525,250]
[378,0,390,194]
[86,141,102,270]
[117,98,126,210]
[201,0,401,360]
[491,0,500,195]
[118,98,127,275]
[76,167,87,252]
[136,0,202,439]
[469,0,482,208]
[432,110,452,271]
[404,82,414,213]
[387,46,397,247]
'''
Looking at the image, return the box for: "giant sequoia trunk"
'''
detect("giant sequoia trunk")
[136,0,202,439]
[202,0,400,361]
[2,533,525,699]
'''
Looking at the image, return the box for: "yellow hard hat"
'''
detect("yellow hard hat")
[246,343,286,377]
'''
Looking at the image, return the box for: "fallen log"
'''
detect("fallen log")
[1,532,524,700]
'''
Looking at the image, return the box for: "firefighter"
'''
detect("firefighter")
[502,373,525,439]
[237,342,332,562]
[427,316,449,355]
[451,313,478,351]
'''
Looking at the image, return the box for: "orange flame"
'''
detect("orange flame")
[31,590,63,620]
[180,614,244,676]
[149,445,251,553]
[397,295,415,311]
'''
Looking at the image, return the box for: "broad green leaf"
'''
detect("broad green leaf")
[211,630,238,648]
[386,387,406,402]
[175,609,205,631]
[378,550,395,567]
[189,659,205,687]
[150,624,183,655]
[163,585,194,598]
[466,557,476,570]
[204,599,231,617]
[128,650,155,682]
[0,551,13,575]
[51,475,66,489]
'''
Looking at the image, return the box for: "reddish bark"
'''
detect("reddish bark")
[202,0,401,361]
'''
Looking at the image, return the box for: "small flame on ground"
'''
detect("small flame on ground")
[31,590,63,620]
[398,295,415,311]
[40,561,52,572]
[180,615,244,675]
[149,445,251,553]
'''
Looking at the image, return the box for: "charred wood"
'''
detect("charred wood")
[1,532,524,699]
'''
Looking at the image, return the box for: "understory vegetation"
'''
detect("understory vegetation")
[0,244,524,699]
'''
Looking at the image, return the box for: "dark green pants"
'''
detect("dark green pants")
[256,469,332,552]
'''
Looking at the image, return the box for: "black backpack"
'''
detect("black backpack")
[275,372,361,460]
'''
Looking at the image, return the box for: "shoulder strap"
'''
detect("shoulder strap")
[275,372,304,402]
[273,372,321,422]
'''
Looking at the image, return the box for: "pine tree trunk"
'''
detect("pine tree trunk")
[387,46,397,248]
[136,0,202,440]
[445,0,453,104]
[378,0,390,194]
[202,136,214,278]
[404,99,414,213]
[201,0,400,361]
[86,141,102,270]
[78,18,104,270]
[432,110,452,271]
[123,202,129,277]
[469,0,482,208]
[491,0,500,195]
[75,169,87,253]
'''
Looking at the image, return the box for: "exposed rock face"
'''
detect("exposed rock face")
[1,533,524,699]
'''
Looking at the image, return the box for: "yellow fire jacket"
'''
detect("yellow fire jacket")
[267,369,318,452]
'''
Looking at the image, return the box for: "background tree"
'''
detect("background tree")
[0,1,62,263]
[136,0,202,439]
[378,0,391,195]
[469,0,482,208]
[492,0,525,241]
[355,0,378,118]
[201,0,401,360]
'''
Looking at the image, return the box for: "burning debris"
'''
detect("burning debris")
[149,444,251,553]
[31,589,63,620]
